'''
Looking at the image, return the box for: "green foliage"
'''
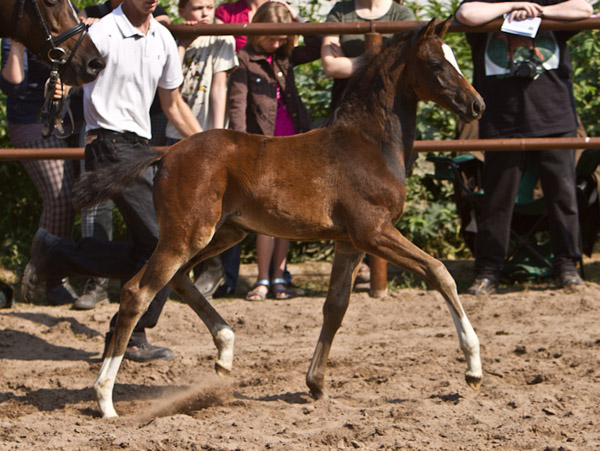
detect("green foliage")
[397,163,469,260]
[570,28,600,136]
[0,90,40,270]
[294,59,332,127]
[0,162,41,269]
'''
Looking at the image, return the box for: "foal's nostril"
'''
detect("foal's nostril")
[87,57,106,75]
[471,98,484,118]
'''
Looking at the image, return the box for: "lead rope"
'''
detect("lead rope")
[38,61,76,139]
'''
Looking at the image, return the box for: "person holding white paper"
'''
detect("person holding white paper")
[455,0,593,295]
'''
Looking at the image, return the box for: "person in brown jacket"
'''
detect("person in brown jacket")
[227,1,319,301]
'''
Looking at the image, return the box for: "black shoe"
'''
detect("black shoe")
[467,277,498,295]
[45,278,78,306]
[21,228,59,302]
[72,278,110,310]
[194,256,225,299]
[212,283,234,298]
[558,271,583,288]
[124,342,175,362]
[0,281,14,309]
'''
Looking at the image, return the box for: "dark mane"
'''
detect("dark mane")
[344,30,413,93]
[325,30,415,127]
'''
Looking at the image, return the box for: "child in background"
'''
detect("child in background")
[165,0,238,142]
[227,1,318,301]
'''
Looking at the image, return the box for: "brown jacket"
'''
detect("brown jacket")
[227,37,320,136]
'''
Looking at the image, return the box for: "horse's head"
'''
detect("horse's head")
[407,17,484,123]
[11,0,105,85]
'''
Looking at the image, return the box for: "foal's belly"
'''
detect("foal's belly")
[228,206,348,241]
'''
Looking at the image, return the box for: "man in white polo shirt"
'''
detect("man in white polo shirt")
[22,0,202,362]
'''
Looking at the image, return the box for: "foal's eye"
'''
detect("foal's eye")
[431,62,444,72]
[44,0,61,5]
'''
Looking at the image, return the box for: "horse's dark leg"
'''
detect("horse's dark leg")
[169,224,248,376]
[306,241,364,399]
[352,223,482,390]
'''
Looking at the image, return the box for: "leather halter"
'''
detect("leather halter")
[13,0,90,138]
[13,0,89,70]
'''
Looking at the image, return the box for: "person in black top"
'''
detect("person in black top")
[455,0,593,295]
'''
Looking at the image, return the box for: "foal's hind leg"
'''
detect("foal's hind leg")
[169,224,249,375]
[94,246,190,418]
[306,241,364,399]
[353,224,482,389]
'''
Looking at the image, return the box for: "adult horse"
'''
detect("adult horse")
[73,17,485,418]
[1,0,104,86]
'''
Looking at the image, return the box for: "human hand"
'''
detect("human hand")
[45,78,70,100]
[325,41,345,58]
[80,16,100,26]
[507,2,544,21]
[54,80,70,100]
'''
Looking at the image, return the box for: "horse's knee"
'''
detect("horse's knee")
[430,260,456,293]
[118,283,146,319]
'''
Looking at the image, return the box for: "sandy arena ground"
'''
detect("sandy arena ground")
[0,260,599,450]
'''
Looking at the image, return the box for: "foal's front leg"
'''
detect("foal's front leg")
[355,223,482,389]
[306,241,364,398]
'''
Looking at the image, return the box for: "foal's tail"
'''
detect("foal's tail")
[72,145,165,210]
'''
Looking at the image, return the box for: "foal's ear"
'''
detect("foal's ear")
[434,16,453,38]
[417,18,437,42]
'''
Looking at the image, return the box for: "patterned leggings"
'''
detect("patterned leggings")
[9,122,74,238]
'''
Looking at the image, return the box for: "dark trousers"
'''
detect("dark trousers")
[475,131,581,278]
[47,131,169,342]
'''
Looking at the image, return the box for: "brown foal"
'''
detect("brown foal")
[73,17,485,418]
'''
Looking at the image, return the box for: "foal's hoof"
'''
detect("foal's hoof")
[215,362,231,376]
[308,384,325,400]
[465,374,482,391]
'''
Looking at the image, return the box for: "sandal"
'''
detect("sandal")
[246,279,269,301]
[270,278,294,300]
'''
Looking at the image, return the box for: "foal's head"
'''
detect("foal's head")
[405,17,484,122]
[335,17,484,126]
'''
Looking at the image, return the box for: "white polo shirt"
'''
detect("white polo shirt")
[83,5,183,139]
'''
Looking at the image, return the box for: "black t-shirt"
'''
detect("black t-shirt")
[460,0,578,138]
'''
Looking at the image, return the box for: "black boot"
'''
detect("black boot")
[45,278,78,306]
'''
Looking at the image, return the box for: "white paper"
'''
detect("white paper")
[500,15,542,38]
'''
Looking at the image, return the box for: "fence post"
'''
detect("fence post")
[363,29,388,298]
